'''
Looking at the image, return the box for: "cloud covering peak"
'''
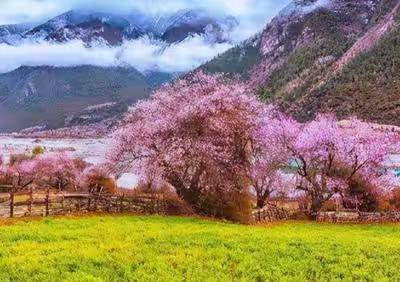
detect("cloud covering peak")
[0,0,291,74]
[0,0,290,34]
[0,37,233,74]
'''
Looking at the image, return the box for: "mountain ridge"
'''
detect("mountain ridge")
[203,0,400,126]
[0,65,149,132]
[0,8,238,46]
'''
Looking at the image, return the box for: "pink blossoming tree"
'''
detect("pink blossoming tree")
[31,153,86,191]
[249,115,296,209]
[108,71,399,220]
[109,72,281,220]
[3,153,87,191]
[283,114,400,217]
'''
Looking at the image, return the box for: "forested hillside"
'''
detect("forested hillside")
[203,0,400,125]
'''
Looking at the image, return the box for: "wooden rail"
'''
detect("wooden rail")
[0,186,168,218]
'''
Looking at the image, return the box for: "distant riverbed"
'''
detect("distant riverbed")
[0,136,398,187]
[0,136,110,164]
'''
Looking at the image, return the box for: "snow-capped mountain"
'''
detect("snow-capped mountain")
[0,9,239,46]
[0,23,34,45]
[24,10,144,45]
[152,8,239,43]
[127,8,238,38]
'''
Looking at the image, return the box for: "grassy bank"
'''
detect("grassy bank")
[1,216,400,281]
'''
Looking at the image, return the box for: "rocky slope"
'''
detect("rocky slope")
[0,66,149,132]
[203,0,400,125]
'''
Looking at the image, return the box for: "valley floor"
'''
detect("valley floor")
[0,136,139,188]
[0,136,110,165]
[1,215,400,281]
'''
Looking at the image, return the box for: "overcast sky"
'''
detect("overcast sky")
[0,0,292,74]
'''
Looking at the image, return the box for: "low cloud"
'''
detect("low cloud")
[0,37,232,74]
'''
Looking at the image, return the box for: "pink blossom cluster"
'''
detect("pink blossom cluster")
[0,152,107,192]
[281,114,400,215]
[109,72,400,215]
[110,71,268,184]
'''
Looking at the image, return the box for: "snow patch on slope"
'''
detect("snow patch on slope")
[279,0,332,19]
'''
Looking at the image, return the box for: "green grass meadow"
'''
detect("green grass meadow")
[1,216,400,281]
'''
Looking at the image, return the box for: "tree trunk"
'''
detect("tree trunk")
[310,195,324,220]
[256,197,267,210]
[174,185,201,210]
[257,195,269,210]
[256,189,271,210]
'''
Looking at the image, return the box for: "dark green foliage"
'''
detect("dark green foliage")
[258,2,400,125]
[260,32,353,102]
[368,0,399,27]
[201,44,262,77]
[259,5,377,103]
[302,19,400,125]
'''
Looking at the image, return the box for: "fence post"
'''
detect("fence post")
[45,188,50,216]
[28,187,33,216]
[105,194,110,213]
[87,195,92,212]
[120,193,125,213]
[10,186,15,218]
[160,194,165,214]
[155,194,159,214]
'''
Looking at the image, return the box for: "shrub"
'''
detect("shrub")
[162,192,194,216]
[32,146,45,156]
[389,187,400,211]
[321,200,338,212]
[83,166,117,194]
[340,175,380,212]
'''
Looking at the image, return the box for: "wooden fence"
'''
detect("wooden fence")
[0,185,168,218]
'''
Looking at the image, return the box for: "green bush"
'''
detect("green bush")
[32,145,45,156]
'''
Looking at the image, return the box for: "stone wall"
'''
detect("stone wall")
[317,211,400,223]
[0,191,171,218]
